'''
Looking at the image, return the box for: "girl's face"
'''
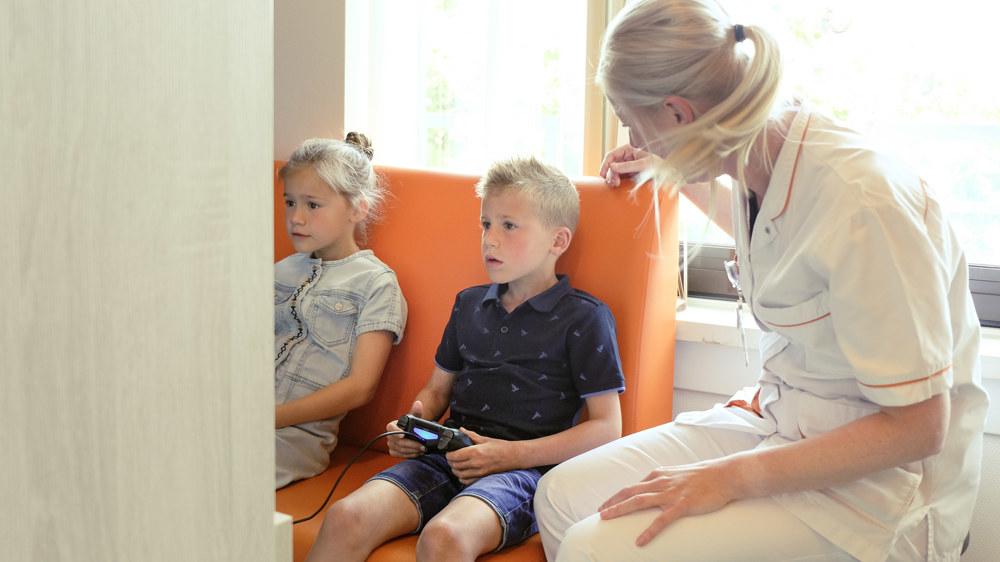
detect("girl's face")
[283,167,365,261]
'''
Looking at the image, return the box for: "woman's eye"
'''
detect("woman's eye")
[504,222,516,230]
[481,221,490,230]
[308,202,320,209]
[284,200,294,207]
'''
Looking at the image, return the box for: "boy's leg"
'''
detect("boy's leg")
[416,496,503,562]
[417,468,542,562]
[304,479,418,562]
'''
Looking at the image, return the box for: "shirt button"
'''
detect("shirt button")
[500,326,508,334]
[334,302,344,311]
[765,226,772,235]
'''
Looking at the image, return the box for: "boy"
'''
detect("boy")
[305,156,625,562]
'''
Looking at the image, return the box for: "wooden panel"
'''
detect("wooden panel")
[0,2,275,560]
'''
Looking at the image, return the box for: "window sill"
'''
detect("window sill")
[675,297,1000,434]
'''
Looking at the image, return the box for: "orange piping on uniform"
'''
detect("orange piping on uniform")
[859,365,951,389]
[767,312,830,328]
[771,114,813,221]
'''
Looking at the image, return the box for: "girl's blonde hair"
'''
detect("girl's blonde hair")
[597,0,782,192]
[278,133,385,244]
[475,156,580,233]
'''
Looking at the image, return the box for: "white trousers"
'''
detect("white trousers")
[535,421,855,561]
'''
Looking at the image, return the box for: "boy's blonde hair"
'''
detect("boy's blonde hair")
[475,156,580,233]
[597,0,782,193]
[278,133,385,243]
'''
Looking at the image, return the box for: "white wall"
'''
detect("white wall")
[274,0,346,160]
[1,2,275,561]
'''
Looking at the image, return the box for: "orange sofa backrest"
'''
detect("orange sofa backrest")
[274,163,677,450]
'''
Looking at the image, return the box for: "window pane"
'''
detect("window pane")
[345,0,588,175]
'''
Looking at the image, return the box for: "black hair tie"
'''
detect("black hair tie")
[734,24,746,43]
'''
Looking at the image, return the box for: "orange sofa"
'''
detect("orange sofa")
[273,164,678,561]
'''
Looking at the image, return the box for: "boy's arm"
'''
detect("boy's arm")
[446,391,622,485]
[275,330,394,428]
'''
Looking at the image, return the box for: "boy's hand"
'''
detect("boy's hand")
[386,400,427,458]
[445,428,512,485]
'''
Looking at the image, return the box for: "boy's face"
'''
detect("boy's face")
[480,189,567,290]
[283,167,365,261]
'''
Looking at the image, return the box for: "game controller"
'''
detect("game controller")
[397,414,473,452]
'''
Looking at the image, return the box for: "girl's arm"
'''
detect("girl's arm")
[275,329,395,429]
[445,391,623,485]
[599,392,949,546]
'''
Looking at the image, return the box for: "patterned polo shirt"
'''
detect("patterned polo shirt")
[434,275,625,443]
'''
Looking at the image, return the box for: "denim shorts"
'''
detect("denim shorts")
[370,453,542,551]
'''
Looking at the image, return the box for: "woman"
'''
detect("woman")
[533,0,988,560]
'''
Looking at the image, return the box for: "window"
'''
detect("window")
[344,0,591,175]
[678,0,1000,326]
[343,0,1000,326]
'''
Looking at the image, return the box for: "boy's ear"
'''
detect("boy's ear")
[550,226,573,257]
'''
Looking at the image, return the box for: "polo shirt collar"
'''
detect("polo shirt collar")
[482,274,572,312]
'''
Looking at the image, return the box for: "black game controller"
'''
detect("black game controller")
[397,414,473,452]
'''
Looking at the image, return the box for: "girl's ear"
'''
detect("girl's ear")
[550,226,573,257]
[351,200,370,223]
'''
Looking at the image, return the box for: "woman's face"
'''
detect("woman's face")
[613,100,682,158]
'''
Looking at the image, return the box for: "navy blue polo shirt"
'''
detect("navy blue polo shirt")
[434,275,625,442]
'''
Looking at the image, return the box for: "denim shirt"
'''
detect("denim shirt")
[274,250,406,487]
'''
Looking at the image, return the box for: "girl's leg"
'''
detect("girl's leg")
[556,495,853,561]
[304,479,418,562]
[535,421,765,560]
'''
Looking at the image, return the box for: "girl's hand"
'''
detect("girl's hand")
[599,144,655,187]
[386,401,427,459]
[598,460,735,547]
[445,429,511,485]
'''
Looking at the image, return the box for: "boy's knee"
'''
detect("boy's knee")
[416,518,465,558]
[321,497,369,537]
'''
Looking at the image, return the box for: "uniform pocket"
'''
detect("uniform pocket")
[754,292,847,374]
[755,292,831,349]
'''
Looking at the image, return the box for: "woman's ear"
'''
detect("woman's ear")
[662,96,698,125]
[550,226,573,257]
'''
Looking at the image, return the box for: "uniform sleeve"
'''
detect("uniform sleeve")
[567,301,626,397]
[824,203,954,406]
[356,270,407,344]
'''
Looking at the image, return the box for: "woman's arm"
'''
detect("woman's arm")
[445,391,623,485]
[600,143,734,237]
[275,329,395,428]
[599,392,949,546]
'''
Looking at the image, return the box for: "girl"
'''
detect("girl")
[274,134,406,489]
[534,1,987,560]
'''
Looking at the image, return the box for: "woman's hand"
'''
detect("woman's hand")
[600,144,655,187]
[445,429,512,485]
[598,460,735,547]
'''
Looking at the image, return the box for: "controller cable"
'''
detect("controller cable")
[292,430,413,525]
